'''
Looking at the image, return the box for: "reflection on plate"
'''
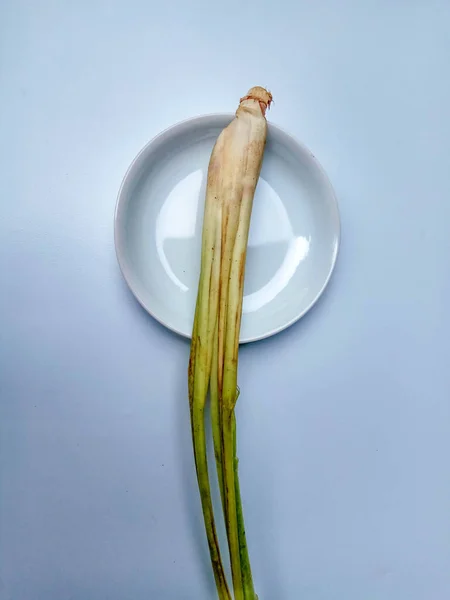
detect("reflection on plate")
[115,114,340,343]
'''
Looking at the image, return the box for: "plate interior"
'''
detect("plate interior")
[115,115,339,342]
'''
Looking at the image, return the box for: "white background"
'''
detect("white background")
[1,1,450,599]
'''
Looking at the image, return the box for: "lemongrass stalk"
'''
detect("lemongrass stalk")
[210,322,225,511]
[189,86,272,600]
[211,87,272,599]
[232,413,256,599]
[188,181,231,599]
[190,405,231,599]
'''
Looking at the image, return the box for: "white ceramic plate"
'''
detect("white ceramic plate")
[115,114,340,343]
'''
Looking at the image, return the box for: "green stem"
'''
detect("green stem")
[232,412,257,599]
[191,406,232,600]
[211,324,226,514]
[222,408,244,600]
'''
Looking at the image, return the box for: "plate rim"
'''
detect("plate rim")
[114,112,341,344]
